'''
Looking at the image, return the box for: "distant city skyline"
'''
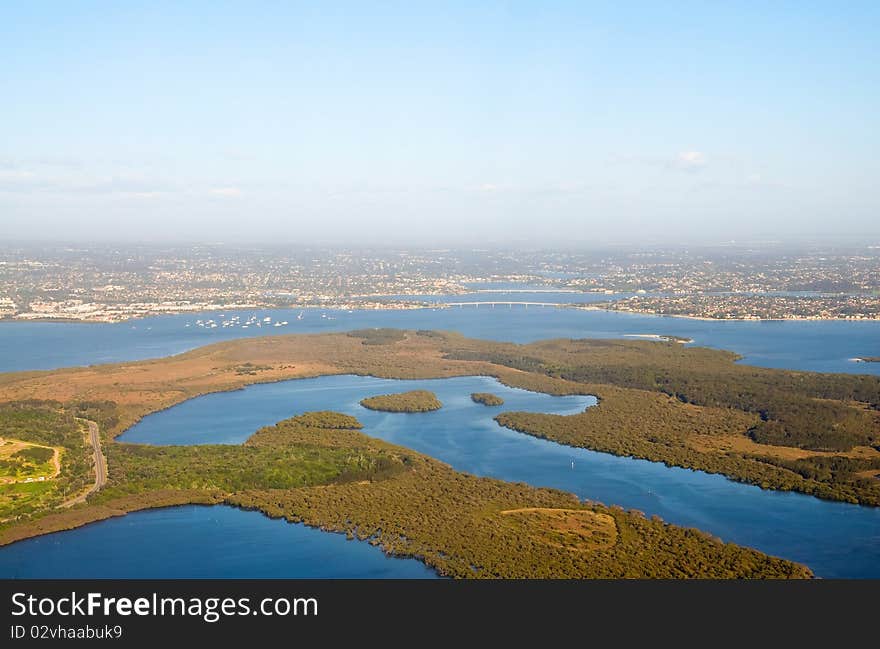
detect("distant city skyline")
[1,1,878,244]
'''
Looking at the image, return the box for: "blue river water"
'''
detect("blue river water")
[1,293,879,578]
[113,375,880,578]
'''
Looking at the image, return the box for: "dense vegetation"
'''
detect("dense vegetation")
[228,457,810,579]
[13,446,54,464]
[69,400,121,433]
[97,414,409,502]
[424,335,880,505]
[443,337,880,452]
[102,444,382,497]
[751,454,880,486]
[0,401,75,447]
[360,390,442,413]
[471,392,504,406]
[495,403,880,506]
[279,411,363,430]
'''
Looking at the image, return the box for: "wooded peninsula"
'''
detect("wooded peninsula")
[2,328,877,577]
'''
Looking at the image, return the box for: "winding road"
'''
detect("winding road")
[61,419,106,508]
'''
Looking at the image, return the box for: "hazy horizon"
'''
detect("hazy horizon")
[2,2,878,245]
[3,235,880,254]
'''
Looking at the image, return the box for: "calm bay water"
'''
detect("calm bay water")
[0,504,438,579]
[0,294,878,375]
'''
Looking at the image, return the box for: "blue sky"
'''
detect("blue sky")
[1,1,877,245]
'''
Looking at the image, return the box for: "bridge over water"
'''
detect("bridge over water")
[442,301,568,308]
[469,289,582,294]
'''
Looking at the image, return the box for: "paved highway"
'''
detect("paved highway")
[61,419,106,507]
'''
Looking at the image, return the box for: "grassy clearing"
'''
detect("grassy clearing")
[0,439,59,483]
[0,404,91,518]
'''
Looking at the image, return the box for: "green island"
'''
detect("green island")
[360,390,442,413]
[471,392,505,406]
[2,328,878,577]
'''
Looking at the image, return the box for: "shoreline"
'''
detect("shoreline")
[622,333,693,344]
[0,302,439,325]
[5,301,880,325]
